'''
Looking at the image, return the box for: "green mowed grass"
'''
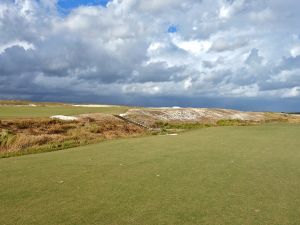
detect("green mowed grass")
[0,106,129,119]
[1,123,300,225]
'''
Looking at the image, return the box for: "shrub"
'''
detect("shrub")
[154,121,210,130]
[11,134,52,151]
[15,120,34,129]
[216,119,251,126]
[0,117,146,157]
[47,124,73,134]
[88,124,101,133]
[0,130,16,148]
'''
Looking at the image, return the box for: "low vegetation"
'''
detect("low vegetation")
[0,117,145,158]
[0,105,129,119]
[155,119,257,130]
[216,119,255,126]
[0,118,260,157]
[1,101,300,158]
[0,99,67,106]
[154,121,212,131]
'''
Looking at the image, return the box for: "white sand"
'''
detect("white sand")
[50,115,78,121]
[72,104,118,107]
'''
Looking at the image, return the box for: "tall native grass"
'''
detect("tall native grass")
[0,118,145,158]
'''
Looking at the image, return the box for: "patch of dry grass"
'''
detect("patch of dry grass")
[0,117,145,157]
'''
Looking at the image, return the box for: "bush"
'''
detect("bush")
[0,117,146,157]
[154,121,210,130]
[11,134,52,151]
[216,119,251,126]
[88,124,101,133]
[0,130,16,148]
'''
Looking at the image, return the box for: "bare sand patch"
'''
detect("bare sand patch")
[50,115,78,121]
[119,107,294,127]
[72,104,119,108]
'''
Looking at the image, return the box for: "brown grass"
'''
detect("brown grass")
[2,111,299,158]
[0,99,67,106]
[0,117,145,156]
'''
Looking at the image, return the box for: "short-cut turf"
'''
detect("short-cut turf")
[1,123,300,225]
[0,105,129,119]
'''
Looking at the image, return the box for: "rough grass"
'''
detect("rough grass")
[155,119,256,130]
[0,129,16,148]
[0,118,145,158]
[216,119,254,126]
[0,105,129,119]
[1,123,300,225]
[154,121,212,132]
[0,100,71,106]
[1,115,294,158]
[0,100,34,105]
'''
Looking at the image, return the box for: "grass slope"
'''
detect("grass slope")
[1,124,300,225]
[0,106,128,119]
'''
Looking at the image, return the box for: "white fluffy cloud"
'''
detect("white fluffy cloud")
[0,0,300,111]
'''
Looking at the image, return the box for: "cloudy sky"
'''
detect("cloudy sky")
[0,0,300,111]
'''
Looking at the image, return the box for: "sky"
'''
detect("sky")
[0,0,300,111]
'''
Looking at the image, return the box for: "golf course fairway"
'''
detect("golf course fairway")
[1,123,300,225]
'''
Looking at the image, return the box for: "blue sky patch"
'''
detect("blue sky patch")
[57,0,110,13]
[168,26,177,33]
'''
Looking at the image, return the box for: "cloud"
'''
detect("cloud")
[218,0,246,19]
[172,36,211,56]
[0,0,300,111]
[245,48,263,66]
[290,46,300,58]
[248,8,273,22]
[0,40,35,54]
[137,0,184,12]
[210,38,248,52]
